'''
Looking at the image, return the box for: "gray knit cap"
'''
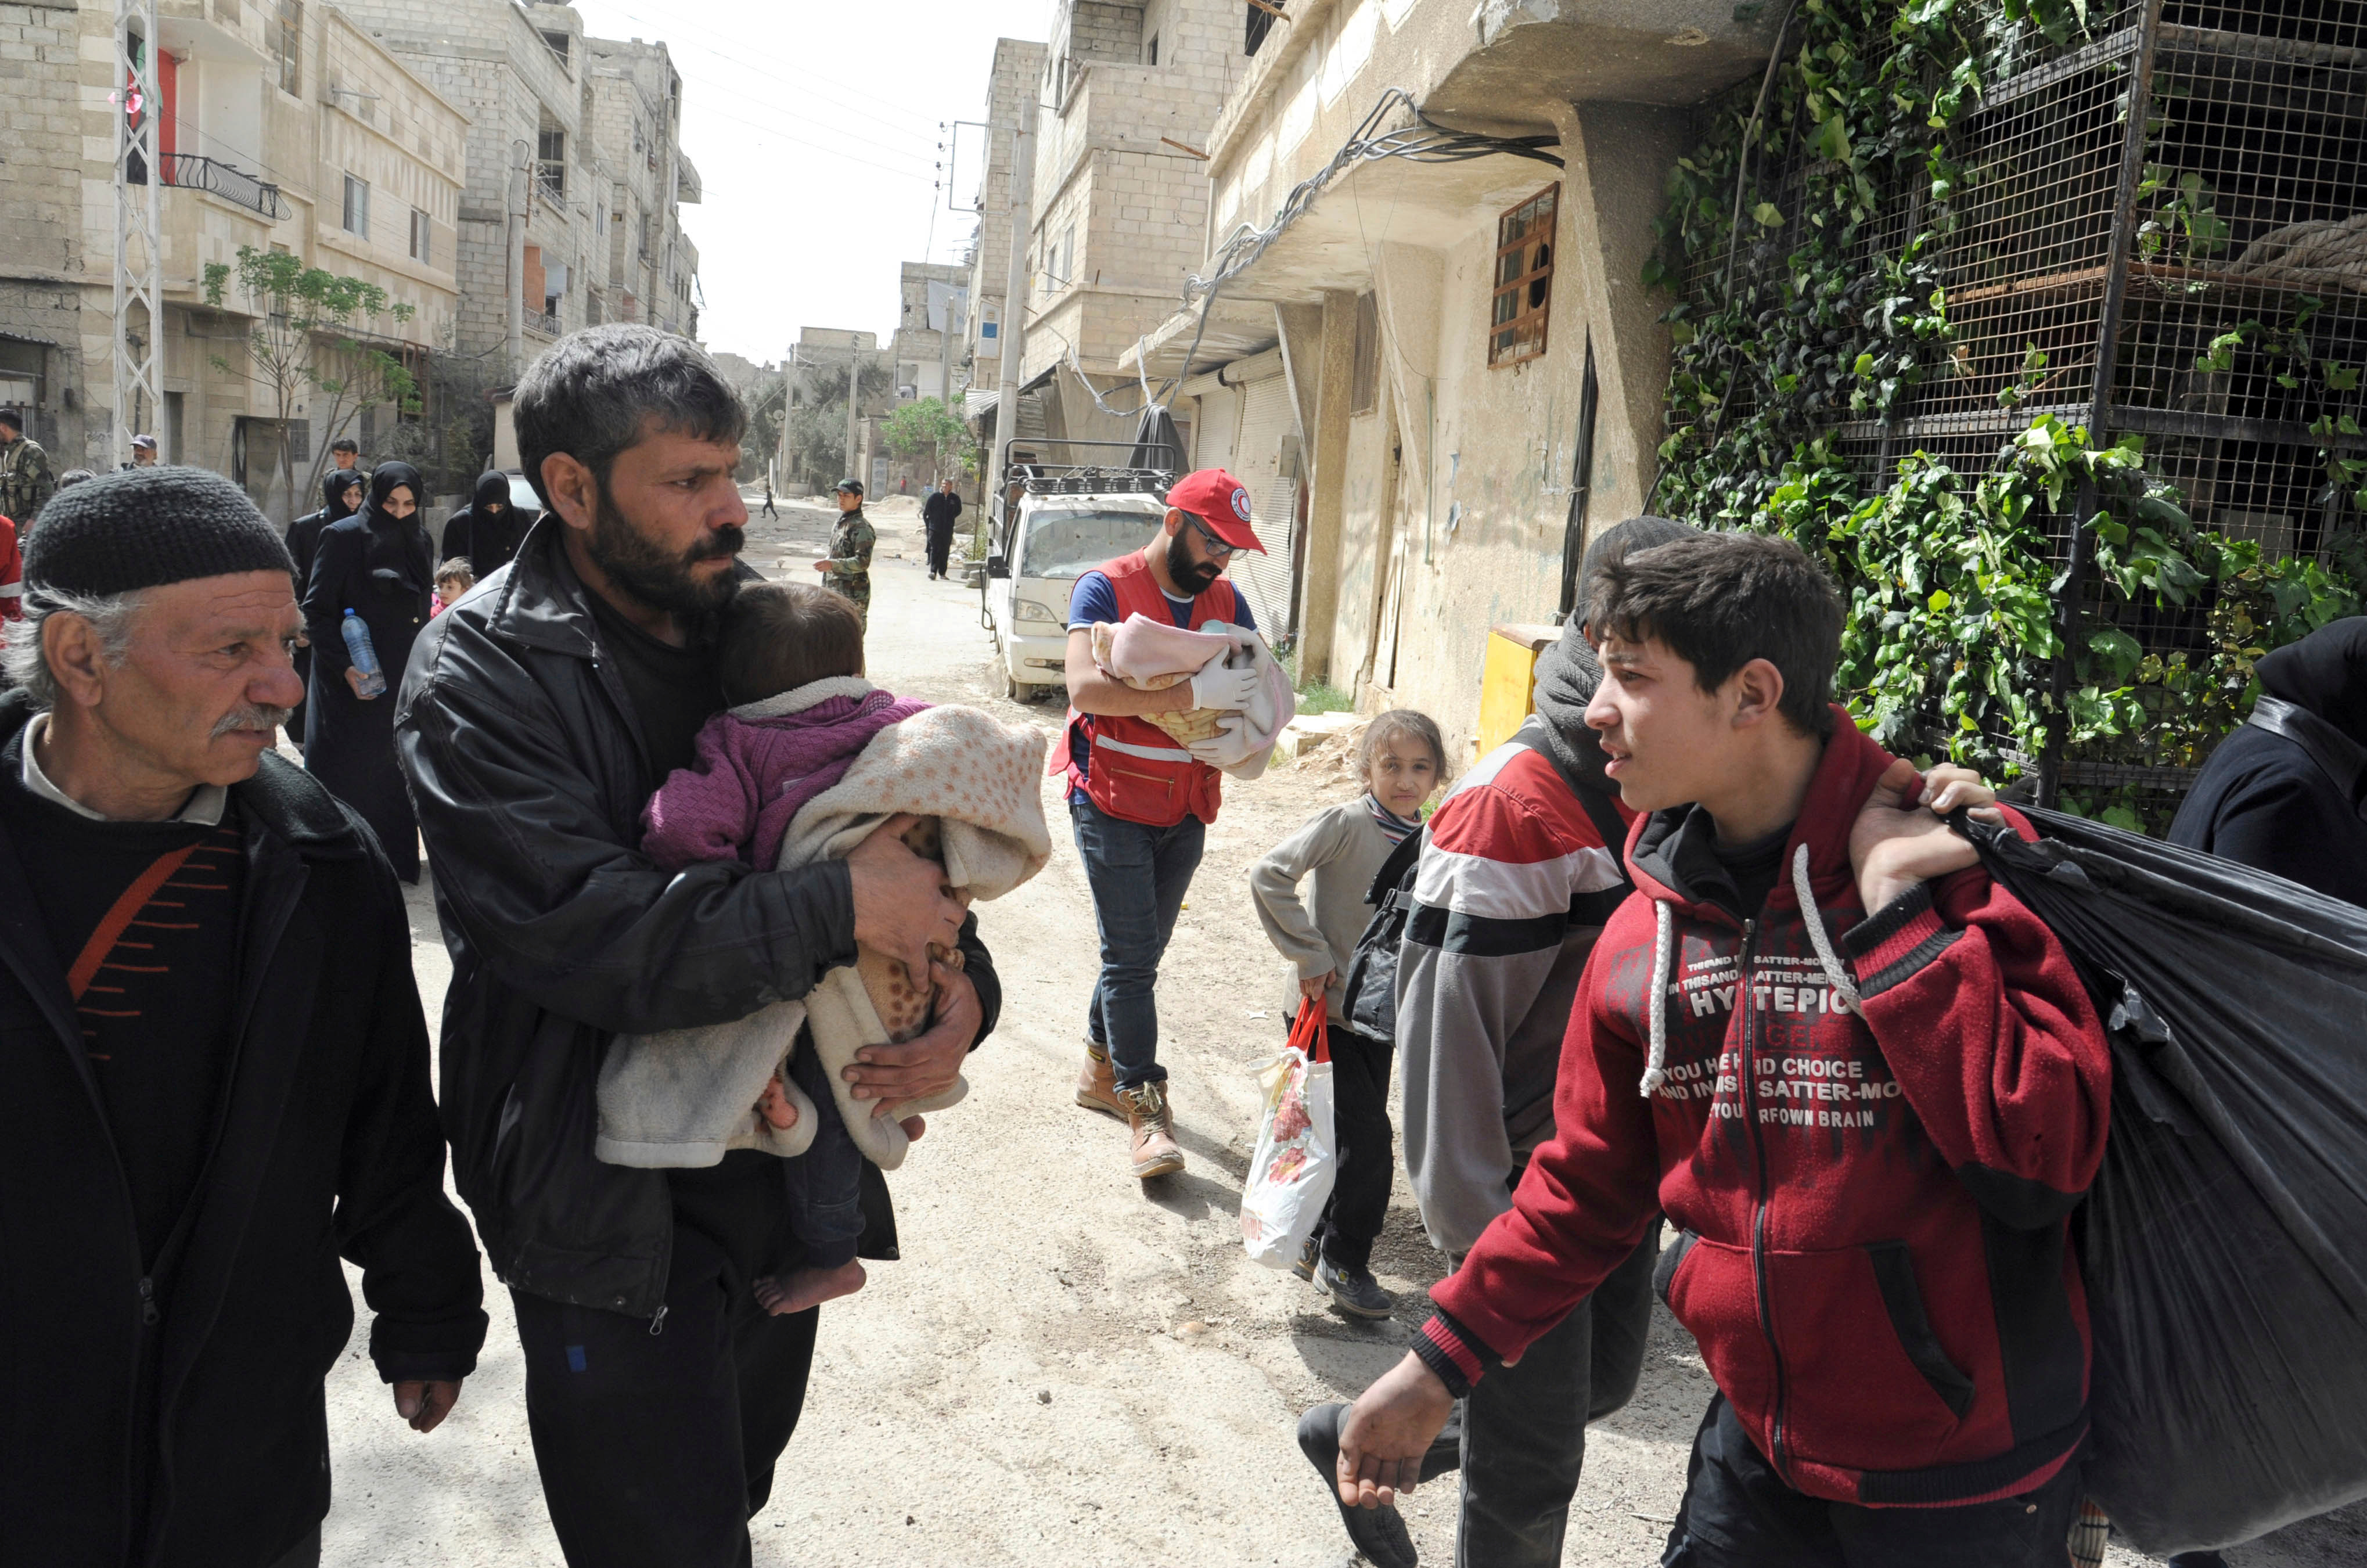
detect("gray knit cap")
[24,466,296,596]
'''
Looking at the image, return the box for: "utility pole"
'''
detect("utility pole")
[507,140,528,372]
[844,344,864,490]
[937,287,966,486]
[989,96,1038,528]
[775,354,796,491]
[112,0,161,470]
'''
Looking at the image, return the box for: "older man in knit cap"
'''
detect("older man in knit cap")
[0,467,486,1568]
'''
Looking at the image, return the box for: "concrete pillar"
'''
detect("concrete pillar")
[1292,290,1357,684]
[1546,100,1690,538]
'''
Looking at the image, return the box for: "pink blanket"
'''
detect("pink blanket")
[641,677,931,872]
[1096,614,1236,684]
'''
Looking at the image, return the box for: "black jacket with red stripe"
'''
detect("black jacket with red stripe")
[1419,716,2112,1506]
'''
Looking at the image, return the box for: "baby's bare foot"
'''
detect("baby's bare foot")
[754,1072,798,1131]
[753,1259,867,1316]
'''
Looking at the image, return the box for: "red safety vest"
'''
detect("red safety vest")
[1057,549,1241,827]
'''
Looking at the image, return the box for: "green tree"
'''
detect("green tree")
[880,396,976,481]
[203,246,420,521]
[782,359,897,488]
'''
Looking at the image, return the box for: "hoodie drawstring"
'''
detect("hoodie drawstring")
[1638,844,1861,1100]
[1641,899,1675,1098]
[1791,843,1862,1013]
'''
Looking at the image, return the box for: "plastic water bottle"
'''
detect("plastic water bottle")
[341,609,387,697]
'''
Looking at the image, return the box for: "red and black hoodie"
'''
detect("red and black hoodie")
[1416,713,2111,1507]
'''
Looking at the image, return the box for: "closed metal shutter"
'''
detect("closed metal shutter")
[1231,371,1300,639]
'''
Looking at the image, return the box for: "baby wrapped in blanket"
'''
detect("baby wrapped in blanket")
[1088,612,1296,769]
[599,582,1049,1315]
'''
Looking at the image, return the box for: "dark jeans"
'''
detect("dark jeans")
[1069,796,1206,1089]
[1662,1394,2086,1567]
[926,521,954,575]
[1315,1023,1394,1273]
[510,1222,821,1568]
[783,1038,862,1270]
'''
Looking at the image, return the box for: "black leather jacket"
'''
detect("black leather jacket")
[394,518,998,1318]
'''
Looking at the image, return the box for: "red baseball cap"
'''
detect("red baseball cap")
[1165,468,1265,553]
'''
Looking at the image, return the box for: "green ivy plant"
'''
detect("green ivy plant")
[1646,0,2365,830]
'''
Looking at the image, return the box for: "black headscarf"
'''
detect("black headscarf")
[471,469,510,515]
[357,461,431,593]
[1530,516,1703,785]
[2257,616,2367,747]
[321,469,365,520]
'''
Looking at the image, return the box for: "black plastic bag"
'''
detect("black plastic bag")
[1963,807,2367,1555]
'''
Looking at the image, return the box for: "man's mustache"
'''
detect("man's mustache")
[213,704,293,739]
[687,526,746,563]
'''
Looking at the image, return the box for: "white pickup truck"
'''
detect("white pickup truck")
[984,484,1170,702]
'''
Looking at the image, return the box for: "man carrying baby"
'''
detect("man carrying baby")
[1062,467,1267,1181]
[395,323,999,1568]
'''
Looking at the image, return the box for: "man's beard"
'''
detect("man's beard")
[584,482,744,616]
[1164,530,1222,598]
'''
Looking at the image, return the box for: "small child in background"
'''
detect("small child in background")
[1247,709,1444,1318]
[430,558,474,616]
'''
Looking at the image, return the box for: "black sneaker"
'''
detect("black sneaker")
[1316,1255,1394,1319]
[1293,1234,1318,1282]
[1296,1402,1419,1568]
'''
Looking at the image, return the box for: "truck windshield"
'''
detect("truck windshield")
[1021,507,1164,581]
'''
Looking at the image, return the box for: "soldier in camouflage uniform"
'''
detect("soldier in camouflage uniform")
[815,477,876,630]
[0,411,56,533]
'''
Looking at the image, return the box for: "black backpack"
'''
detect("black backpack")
[1338,721,1631,1041]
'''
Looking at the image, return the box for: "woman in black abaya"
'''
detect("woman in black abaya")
[440,468,533,579]
[283,467,365,749]
[302,461,434,881]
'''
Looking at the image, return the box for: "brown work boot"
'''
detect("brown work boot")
[1075,1045,1125,1120]
[1118,1080,1185,1179]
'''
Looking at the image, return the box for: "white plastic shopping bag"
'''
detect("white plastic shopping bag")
[1240,1002,1338,1267]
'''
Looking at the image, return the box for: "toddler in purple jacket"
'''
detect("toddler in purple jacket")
[640,581,928,1312]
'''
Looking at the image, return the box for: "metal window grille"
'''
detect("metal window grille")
[1246,1,1280,57]
[159,154,287,220]
[1490,183,1558,367]
[1350,291,1380,413]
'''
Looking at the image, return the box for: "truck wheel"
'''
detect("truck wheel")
[1005,672,1027,702]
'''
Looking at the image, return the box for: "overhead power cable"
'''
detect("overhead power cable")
[1155,87,1560,401]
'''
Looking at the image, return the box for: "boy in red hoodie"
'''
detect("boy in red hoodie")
[1334,532,2112,1566]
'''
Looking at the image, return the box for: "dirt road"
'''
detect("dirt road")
[318,498,2357,1566]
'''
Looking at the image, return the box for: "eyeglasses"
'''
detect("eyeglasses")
[1182,512,1240,560]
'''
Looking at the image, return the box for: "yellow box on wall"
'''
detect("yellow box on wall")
[1477,623,1563,758]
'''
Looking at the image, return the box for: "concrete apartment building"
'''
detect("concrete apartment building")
[330,0,700,367]
[891,259,969,406]
[587,31,702,337]
[1016,0,1234,420]
[1122,0,1776,754]
[0,0,463,508]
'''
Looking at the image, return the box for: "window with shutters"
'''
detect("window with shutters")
[1350,292,1379,415]
[274,1,302,97]
[1488,184,1557,368]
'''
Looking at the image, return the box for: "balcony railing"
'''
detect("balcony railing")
[157,154,287,221]
[527,308,561,337]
